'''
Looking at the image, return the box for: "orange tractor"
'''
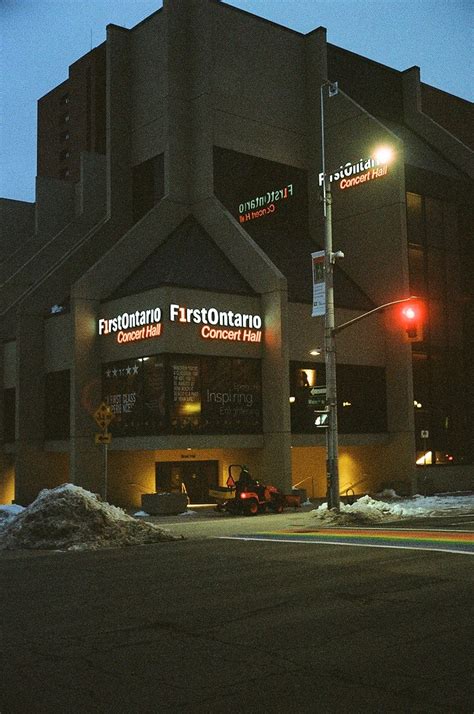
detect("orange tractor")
[211,465,301,516]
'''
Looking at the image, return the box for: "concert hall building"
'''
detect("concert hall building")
[1,0,473,507]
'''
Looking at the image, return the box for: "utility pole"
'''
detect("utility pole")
[320,81,341,510]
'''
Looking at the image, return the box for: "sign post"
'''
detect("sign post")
[93,402,114,501]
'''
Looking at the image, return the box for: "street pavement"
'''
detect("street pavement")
[1,504,473,714]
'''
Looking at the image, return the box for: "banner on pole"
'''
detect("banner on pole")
[311,251,325,317]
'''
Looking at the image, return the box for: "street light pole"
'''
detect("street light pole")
[320,81,340,510]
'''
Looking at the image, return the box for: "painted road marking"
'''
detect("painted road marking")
[220,528,474,555]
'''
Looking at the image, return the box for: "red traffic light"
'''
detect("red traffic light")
[400,300,424,343]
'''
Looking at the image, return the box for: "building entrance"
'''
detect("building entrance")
[155,461,218,504]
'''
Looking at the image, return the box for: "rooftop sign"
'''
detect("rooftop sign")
[238,183,293,224]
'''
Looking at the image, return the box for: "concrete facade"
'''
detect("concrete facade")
[1,0,473,507]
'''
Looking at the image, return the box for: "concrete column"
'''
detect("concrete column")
[14,312,46,504]
[261,290,292,492]
[106,24,133,225]
[70,296,104,495]
[402,66,422,116]
[163,0,214,203]
[402,66,473,178]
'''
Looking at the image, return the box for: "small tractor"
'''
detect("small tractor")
[210,464,301,516]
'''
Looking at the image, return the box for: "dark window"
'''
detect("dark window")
[337,365,387,433]
[290,362,387,434]
[407,192,472,465]
[3,388,15,443]
[44,371,70,439]
[102,354,262,436]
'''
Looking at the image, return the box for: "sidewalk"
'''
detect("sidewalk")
[133,501,319,539]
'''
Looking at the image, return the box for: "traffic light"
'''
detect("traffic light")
[400,300,424,343]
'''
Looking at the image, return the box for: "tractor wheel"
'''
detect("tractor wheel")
[244,498,259,516]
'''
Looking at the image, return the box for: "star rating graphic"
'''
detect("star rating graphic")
[105,363,140,378]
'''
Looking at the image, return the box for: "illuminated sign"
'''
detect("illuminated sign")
[117,323,162,344]
[319,157,388,190]
[201,326,261,343]
[98,308,162,335]
[99,303,263,344]
[98,307,163,344]
[169,303,261,329]
[238,183,293,224]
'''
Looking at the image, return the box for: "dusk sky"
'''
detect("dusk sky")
[1,0,472,203]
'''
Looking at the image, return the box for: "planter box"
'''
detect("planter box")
[141,492,188,515]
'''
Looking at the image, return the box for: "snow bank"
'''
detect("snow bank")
[0,504,25,524]
[312,493,474,524]
[0,484,182,551]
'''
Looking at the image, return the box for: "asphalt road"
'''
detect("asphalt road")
[1,518,473,714]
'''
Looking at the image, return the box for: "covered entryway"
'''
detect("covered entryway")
[155,461,218,504]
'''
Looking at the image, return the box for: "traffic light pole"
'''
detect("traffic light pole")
[321,81,340,511]
[323,176,340,510]
[320,82,416,510]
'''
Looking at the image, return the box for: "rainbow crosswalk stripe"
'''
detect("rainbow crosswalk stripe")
[225,528,474,555]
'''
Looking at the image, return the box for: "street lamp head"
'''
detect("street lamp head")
[374,146,393,165]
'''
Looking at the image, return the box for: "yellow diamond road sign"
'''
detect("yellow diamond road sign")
[93,402,114,430]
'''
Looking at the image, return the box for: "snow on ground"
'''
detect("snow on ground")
[0,504,25,523]
[0,484,182,551]
[311,493,474,525]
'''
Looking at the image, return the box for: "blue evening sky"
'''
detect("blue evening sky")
[1,0,472,203]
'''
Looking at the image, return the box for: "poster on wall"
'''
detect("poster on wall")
[142,357,167,433]
[102,360,142,435]
[170,359,201,431]
[102,357,167,435]
[201,357,262,433]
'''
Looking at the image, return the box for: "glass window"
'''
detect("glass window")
[102,354,262,436]
[337,365,387,434]
[290,363,387,434]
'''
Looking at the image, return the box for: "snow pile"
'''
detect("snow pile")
[0,504,25,524]
[312,493,474,524]
[0,484,182,551]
